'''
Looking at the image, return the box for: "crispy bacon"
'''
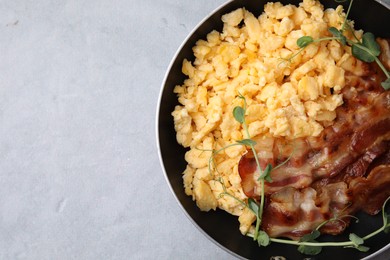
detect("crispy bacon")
[238,39,390,239]
[350,165,390,215]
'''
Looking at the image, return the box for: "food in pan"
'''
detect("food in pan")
[172,0,390,255]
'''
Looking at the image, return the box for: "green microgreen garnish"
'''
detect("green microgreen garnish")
[233,106,245,124]
[237,139,257,146]
[351,32,381,62]
[348,233,365,248]
[232,93,269,243]
[297,36,314,48]
[206,0,389,252]
[258,230,271,247]
[266,194,390,255]
[329,27,347,45]
[382,78,390,90]
[259,163,273,183]
[293,0,390,89]
[298,230,322,255]
[195,142,244,178]
[217,177,248,208]
[209,94,390,256]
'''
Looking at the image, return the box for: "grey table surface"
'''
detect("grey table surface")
[0,0,389,259]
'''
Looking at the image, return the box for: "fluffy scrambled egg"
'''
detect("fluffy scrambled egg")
[172,0,363,234]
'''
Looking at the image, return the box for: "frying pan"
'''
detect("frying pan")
[157,0,390,258]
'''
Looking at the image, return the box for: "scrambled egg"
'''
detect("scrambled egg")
[172,0,363,234]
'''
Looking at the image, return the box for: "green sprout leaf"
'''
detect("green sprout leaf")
[264,173,273,183]
[352,43,374,62]
[257,231,270,247]
[349,233,364,247]
[352,33,380,63]
[300,230,321,242]
[237,139,257,147]
[328,27,340,36]
[298,244,322,256]
[356,245,370,252]
[297,230,322,255]
[362,32,380,56]
[328,27,347,45]
[346,232,369,253]
[381,78,390,90]
[297,36,314,48]
[248,198,260,216]
[233,106,245,124]
[259,163,273,182]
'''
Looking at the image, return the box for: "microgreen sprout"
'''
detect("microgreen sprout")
[208,143,244,177]
[217,177,248,209]
[293,0,390,90]
[232,93,270,243]
[297,230,322,255]
[230,94,296,245]
[265,195,390,255]
[195,0,389,256]
[209,93,390,255]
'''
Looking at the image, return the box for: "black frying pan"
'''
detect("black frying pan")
[157,0,390,259]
